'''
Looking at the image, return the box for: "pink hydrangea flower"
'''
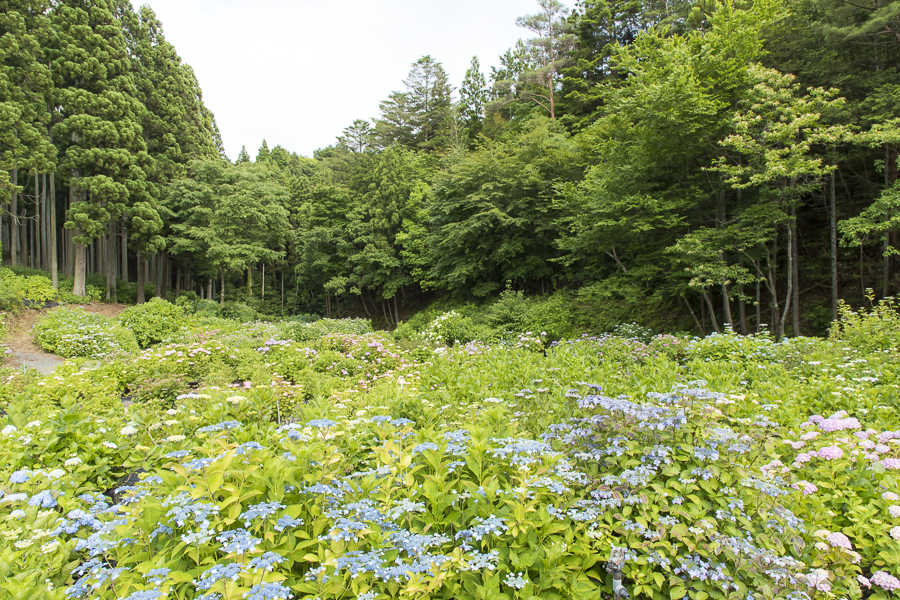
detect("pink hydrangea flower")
[872,571,900,591]
[859,440,876,450]
[889,505,900,518]
[809,415,825,423]
[890,526,900,541]
[820,417,861,432]
[802,569,831,593]
[882,458,900,470]
[801,431,821,441]
[876,444,891,453]
[826,532,852,549]
[884,492,899,501]
[793,481,818,495]
[795,453,812,464]
[819,446,844,460]
[858,575,871,588]
[855,430,872,439]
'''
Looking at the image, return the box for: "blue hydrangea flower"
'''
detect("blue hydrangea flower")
[307,419,337,428]
[248,552,286,572]
[241,582,292,600]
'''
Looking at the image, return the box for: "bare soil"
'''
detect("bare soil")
[2,302,129,373]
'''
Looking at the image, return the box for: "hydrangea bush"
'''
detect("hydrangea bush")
[4,305,900,599]
[32,307,139,358]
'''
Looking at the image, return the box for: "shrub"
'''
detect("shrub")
[610,321,655,344]
[119,298,189,348]
[218,301,257,322]
[32,307,139,358]
[281,317,373,342]
[830,293,900,352]
[0,268,57,308]
[175,292,220,317]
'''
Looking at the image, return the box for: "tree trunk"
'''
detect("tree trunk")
[738,285,748,335]
[702,290,720,334]
[791,205,800,336]
[10,167,18,266]
[261,263,265,301]
[73,241,87,297]
[682,294,704,336]
[721,281,733,331]
[247,267,253,297]
[281,269,285,312]
[755,279,762,333]
[394,294,400,326]
[34,171,41,270]
[121,217,128,281]
[136,253,146,304]
[160,252,169,299]
[50,173,57,289]
[219,272,225,306]
[175,266,182,297]
[830,171,838,320]
[106,219,117,302]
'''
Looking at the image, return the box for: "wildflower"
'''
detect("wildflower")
[872,571,900,591]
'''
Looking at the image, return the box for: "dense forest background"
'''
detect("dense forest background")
[2,0,899,338]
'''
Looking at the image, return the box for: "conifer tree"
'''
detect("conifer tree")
[0,0,55,266]
[459,56,488,140]
[375,56,453,151]
[256,139,270,163]
[50,0,152,297]
[236,145,251,164]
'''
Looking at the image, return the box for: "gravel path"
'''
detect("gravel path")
[8,351,65,375]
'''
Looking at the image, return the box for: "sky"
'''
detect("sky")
[142,0,562,160]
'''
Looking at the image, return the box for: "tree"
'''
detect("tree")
[459,56,488,140]
[337,119,373,153]
[504,0,576,119]
[374,56,453,152]
[235,145,251,164]
[430,118,581,296]
[166,160,290,304]
[49,0,151,297]
[711,65,850,338]
[256,139,270,163]
[0,0,56,267]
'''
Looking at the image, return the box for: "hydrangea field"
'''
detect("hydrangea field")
[2,301,900,600]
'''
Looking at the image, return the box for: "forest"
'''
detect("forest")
[1,0,898,338]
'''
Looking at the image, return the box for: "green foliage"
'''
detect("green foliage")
[280,318,374,342]
[0,268,57,307]
[119,298,189,348]
[32,307,139,358]
[830,293,900,351]
[217,301,257,323]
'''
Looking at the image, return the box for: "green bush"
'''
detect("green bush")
[610,321,655,344]
[280,317,373,342]
[119,298,189,348]
[218,301,257,322]
[830,293,900,352]
[0,268,56,308]
[32,307,139,358]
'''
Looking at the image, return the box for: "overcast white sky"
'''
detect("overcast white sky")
[142,0,563,160]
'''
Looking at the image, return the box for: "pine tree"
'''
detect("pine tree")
[337,119,373,153]
[256,139,270,163]
[513,0,577,119]
[459,56,488,140]
[236,145,251,164]
[375,56,453,151]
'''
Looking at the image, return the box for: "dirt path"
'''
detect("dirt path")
[2,302,129,374]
